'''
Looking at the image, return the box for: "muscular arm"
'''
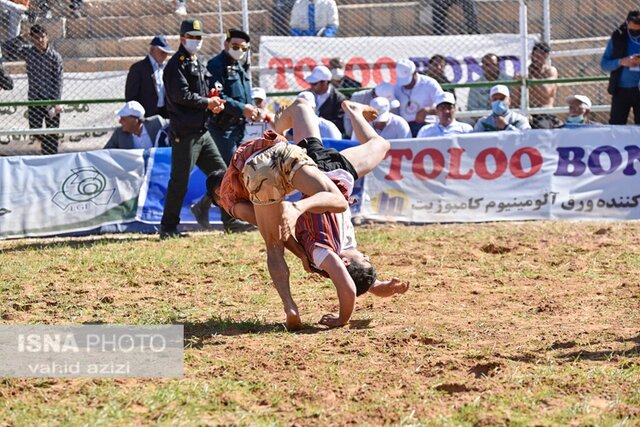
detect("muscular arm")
[318,251,356,328]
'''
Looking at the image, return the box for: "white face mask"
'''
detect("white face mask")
[184,39,203,54]
[228,47,247,62]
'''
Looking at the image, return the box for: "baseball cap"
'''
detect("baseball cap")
[115,101,145,119]
[305,65,332,84]
[296,91,317,109]
[489,84,510,98]
[436,92,456,107]
[565,94,592,108]
[395,59,416,86]
[150,34,175,53]
[251,87,266,101]
[374,82,400,108]
[180,19,205,36]
[369,97,391,123]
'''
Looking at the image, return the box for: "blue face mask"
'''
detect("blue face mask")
[491,100,508,116]
[566,115,584,124]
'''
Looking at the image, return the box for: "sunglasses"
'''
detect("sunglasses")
[231,44,249,52]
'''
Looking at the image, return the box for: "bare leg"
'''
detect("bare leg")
[272,98,320,142]
[280,164,349,240]
[340,100,391,177]
[254,203,302,331]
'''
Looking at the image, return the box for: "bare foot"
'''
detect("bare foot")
[280,201,303,241]
[285,310,303,331]
[341,100,378,122]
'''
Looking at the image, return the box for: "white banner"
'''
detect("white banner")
[258,34,538,93]
[0,149,144,238]
[361,126,640,222]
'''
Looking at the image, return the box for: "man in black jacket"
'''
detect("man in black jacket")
[306,65,347,136]
[125,35,174,119]
[600,10,640,124]
[0,47,13,91]
[160,19,232,239]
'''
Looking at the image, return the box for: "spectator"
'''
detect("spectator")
[32,0,82,19]
[467,53,510,112]
[125,34,174,119]
[0,47,13,90]
[433,0,479,35]
[306,64,347,135]
[562,95,601,127]
[160,19,251,238]
[512,42,561,129]
[289,0,339,37]
[175,0,186,15]
[207,29,261,165]
[474,84,530,132]
[393,58,445,137]
[104,101,169,149]
[1,0,28,41]
[601,10,640,125]
[364,97,411,140]
[424,54,455,97]
[19,24,63,155]
[417,92,472,137]
[296,90,342,139]
[251,87,267,109]
[329,57,361,90]
[345,82,399,136]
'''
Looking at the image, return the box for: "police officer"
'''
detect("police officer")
[160,18,251,238]
[207,28,263,165]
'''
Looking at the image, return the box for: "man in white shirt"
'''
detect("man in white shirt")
[393,58,445,137]
[345,82,400,136]
[289,0,339,36]
[474,85,531,132]
[104,101,169,149]
[417,92,473,137]
[364,97,411,140]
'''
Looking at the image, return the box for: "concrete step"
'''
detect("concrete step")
[64,10,268,38]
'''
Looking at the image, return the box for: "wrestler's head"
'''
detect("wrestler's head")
[205,170,226,207]
[341,248,377,296]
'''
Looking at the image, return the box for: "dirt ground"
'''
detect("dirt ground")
[0,221,638,425]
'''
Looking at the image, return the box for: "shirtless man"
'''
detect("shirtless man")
[512,42,561,129]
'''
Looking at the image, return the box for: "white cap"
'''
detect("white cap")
[251,87,266,100]
[115,101,145,118]
[305,65,332,84]
[369,97,391,123]
[489,84,510,98]
[565,94,592,109]
[296,91,317,109]
[374,82,401,109]
[436,92,456,106]
[395,59,416,86]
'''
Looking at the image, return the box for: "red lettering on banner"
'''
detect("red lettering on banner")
[268,58,294,90]
[384,149,413,180]
[510,147,543,178]
[293,58,318,88]
[446,148,473,180]
[413,149,445,180]
[382,146,543,181]
[475,148,508,180]
[373,57,395,86]
[346,57,371,87]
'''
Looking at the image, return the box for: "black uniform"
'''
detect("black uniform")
[160,43,227,234]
